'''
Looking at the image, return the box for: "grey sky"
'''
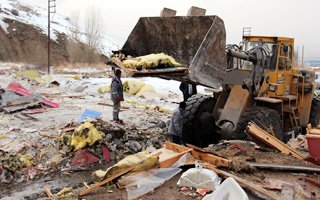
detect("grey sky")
[21,0,320,59]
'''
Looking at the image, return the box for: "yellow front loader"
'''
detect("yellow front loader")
[113,16,320,147]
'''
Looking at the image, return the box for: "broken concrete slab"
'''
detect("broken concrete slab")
[1,90,41,107]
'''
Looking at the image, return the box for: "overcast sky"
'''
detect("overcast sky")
[21,0,320,59]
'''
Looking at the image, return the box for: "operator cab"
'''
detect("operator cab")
[240,36,296,97]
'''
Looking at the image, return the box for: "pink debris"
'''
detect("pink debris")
[102,145,110,162]
[72,150,99,167]
[196,188,211,196]
[6,82,59,108]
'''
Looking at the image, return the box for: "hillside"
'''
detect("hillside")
[0,0,120,65]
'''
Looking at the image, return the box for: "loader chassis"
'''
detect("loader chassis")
[115,15,319,146]
[182,36,319,147]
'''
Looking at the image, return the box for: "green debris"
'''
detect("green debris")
[56,187,73,196]
[0,134,7,139]
[0,153,34,171]
[97,84,111,94]
[72,74,81,80]
[15,70,45,83]
[123,80,145,95]
[97,80,155,96]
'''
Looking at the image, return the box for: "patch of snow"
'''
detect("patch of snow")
[0,0,120,54]
[0,18,9,34]
[62,67,108,74]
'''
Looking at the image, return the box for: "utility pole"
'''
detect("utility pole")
[301,45,304,67]
[48,0,56,74]
[296,46,299,67]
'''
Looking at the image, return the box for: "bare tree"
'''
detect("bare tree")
[84,6,104,65]
[66,11,83,65]
[66,7,104,66]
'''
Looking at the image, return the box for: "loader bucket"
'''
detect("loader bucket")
[121,16,227,88]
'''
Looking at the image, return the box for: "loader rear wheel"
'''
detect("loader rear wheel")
[309,96,320,127]
[182,95,218,147]
[235,107,285,141]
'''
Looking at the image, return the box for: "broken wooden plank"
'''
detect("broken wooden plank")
[98,102,129,110]
[305,177,320,187]
[79,152,161,196]
[131,67,189,77]
[164,141,230,167]
[38,132,60,139]
[63,127,76,132]
[21,109,48,115]
[21,113,38,121]
[43,186,53,197]
[14,113,37,121]
[201,162,281,200]
[250,163,320,173]
[308,129,320,135]
[159,149,192,168]
[186,143,212,153]
[111,57,134,76]
[246,122,305,160]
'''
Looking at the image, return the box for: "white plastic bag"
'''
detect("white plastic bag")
[177,162,221,190]
[124,153,188,200]
[203,177,248,200]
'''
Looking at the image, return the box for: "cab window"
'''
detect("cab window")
[278,45,291,71]
[286,46,292,70]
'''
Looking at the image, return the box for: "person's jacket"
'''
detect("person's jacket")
[111,76,124,102]
[168,107,183,136]
[179,82,197,97]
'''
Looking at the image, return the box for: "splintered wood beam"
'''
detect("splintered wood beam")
[251,163,320,173]
[201,162,281,200]
[111,57,134,76]
[305,177,320,187]
[43,186,53,197]
[246,122,305,160]
[159,149,192,168]
[164,141,230,167]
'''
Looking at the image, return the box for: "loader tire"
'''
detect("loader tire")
[182,95,218,147]
[234,107,285,142]
[309,96,320,127]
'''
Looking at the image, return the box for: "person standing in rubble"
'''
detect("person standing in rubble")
[168,102,186,144]
[179,82,197,102]
[111,68,124,123]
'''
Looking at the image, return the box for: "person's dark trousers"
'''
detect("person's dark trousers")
[171,135,182,144]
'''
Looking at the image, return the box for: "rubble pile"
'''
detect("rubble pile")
[60,119,169,158]
[206,140,316,172]
[0,63,319,200]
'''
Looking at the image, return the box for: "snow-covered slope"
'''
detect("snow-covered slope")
[0,0,120,55]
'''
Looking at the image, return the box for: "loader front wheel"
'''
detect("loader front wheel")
[309,96,320,127]
[182,95,218,147]
[234,107,285,142]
